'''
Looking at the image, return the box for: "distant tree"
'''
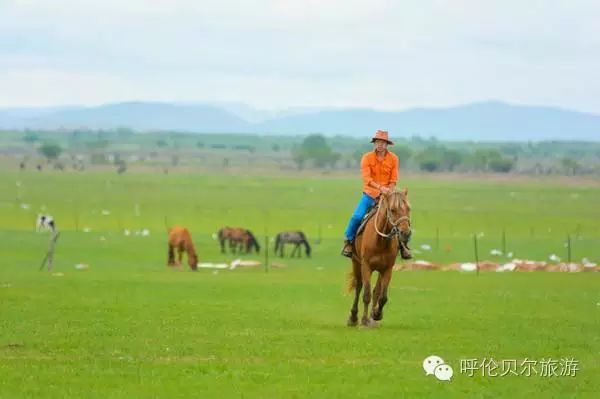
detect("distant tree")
[23,132,40,144]
[291,145,307,170]
[156,139,168,148]
[488,157,515,173]
[293,134,340,169]
[116,127,134,138]
[272,144,280,152]
[391,144,413,164]
[196,141,205,148]
[561,157,581,175]
[352,144,372,165]
[38,143,62,161]
[442,149,464,171]
[415,146,445,172]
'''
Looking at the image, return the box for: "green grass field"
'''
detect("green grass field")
[1,170,599,397]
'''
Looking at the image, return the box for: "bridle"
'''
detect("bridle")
[374,191,411,239]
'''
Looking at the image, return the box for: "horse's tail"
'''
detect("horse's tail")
[347,269,357,293]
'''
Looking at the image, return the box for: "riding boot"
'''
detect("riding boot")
[400,241,412,260]
[341,240,353,258]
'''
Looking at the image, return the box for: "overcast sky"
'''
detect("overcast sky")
[1,0,599,113]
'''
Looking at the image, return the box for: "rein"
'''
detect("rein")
[373,192,410,239]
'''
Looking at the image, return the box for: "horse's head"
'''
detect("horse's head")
[188,250,198,271]
[382,188,411,241]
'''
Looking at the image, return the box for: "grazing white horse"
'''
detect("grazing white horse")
[36,214,56,232]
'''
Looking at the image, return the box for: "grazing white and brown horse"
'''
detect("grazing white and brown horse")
[274,231,311,258]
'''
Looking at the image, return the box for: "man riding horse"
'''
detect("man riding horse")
[342,129,411,259]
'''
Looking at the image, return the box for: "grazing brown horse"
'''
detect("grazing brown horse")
[217,227,260,254]
[347,189,411,327]
[167,226,198,270]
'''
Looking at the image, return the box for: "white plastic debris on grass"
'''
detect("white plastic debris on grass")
[507,252,513,258]
[197,263,229,269]
[420,244,431,251]
[230,259,261,269]
[99,236,106,241]
[415,260,432,266]
[124,229,131,236]
[211,233,217,240]
[83,227,91,233]
[20,203,30,210]
[582,258,597,268]
[490,249,503,256]
[75,263,89,270]
[497,263,517,272]
[101,210,111,216]
[196,259,263,270]
[141,229,150,237]
[460,263,477,272]
[549,254,561,262]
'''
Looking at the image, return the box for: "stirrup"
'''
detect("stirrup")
[341,241,353,258]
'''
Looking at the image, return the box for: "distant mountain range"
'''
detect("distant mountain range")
[1,100,599,141]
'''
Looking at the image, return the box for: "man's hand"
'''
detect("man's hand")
[379,185,391,194]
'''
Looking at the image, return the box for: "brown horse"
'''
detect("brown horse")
[347,189,411,327]
[167,226,198,270]
[218,227,260,254]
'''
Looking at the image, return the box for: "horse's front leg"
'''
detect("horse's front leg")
[167,245,175,266]
[361,264,376,327]
[176,246,183,265]
[371,273,383,319]
[348,259,362,326]
[373,267,392,321]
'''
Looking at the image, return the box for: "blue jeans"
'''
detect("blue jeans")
[344,193,376,241]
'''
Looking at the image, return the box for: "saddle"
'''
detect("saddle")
[355,202,380,238]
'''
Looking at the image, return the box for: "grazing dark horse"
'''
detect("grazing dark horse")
[217,227,260,254]
[168,226,198,270]
[274,231,311,258]
[347,189,411,327]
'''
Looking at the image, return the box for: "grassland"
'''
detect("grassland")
[1,169,599,398]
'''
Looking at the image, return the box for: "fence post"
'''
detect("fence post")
[502,229,506,254]
[473,233,480,276]
[264,235,269,273]
[567,234,571,264]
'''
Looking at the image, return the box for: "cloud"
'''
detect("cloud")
[0,0,599,111]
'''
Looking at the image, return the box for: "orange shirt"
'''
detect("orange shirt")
[361,150,399,199]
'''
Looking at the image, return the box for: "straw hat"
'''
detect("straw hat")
[370,129,393,145]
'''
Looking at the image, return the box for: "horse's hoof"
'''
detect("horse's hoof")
[361,318,379,328]
[347,317,358,327]
[372,311,383,321]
